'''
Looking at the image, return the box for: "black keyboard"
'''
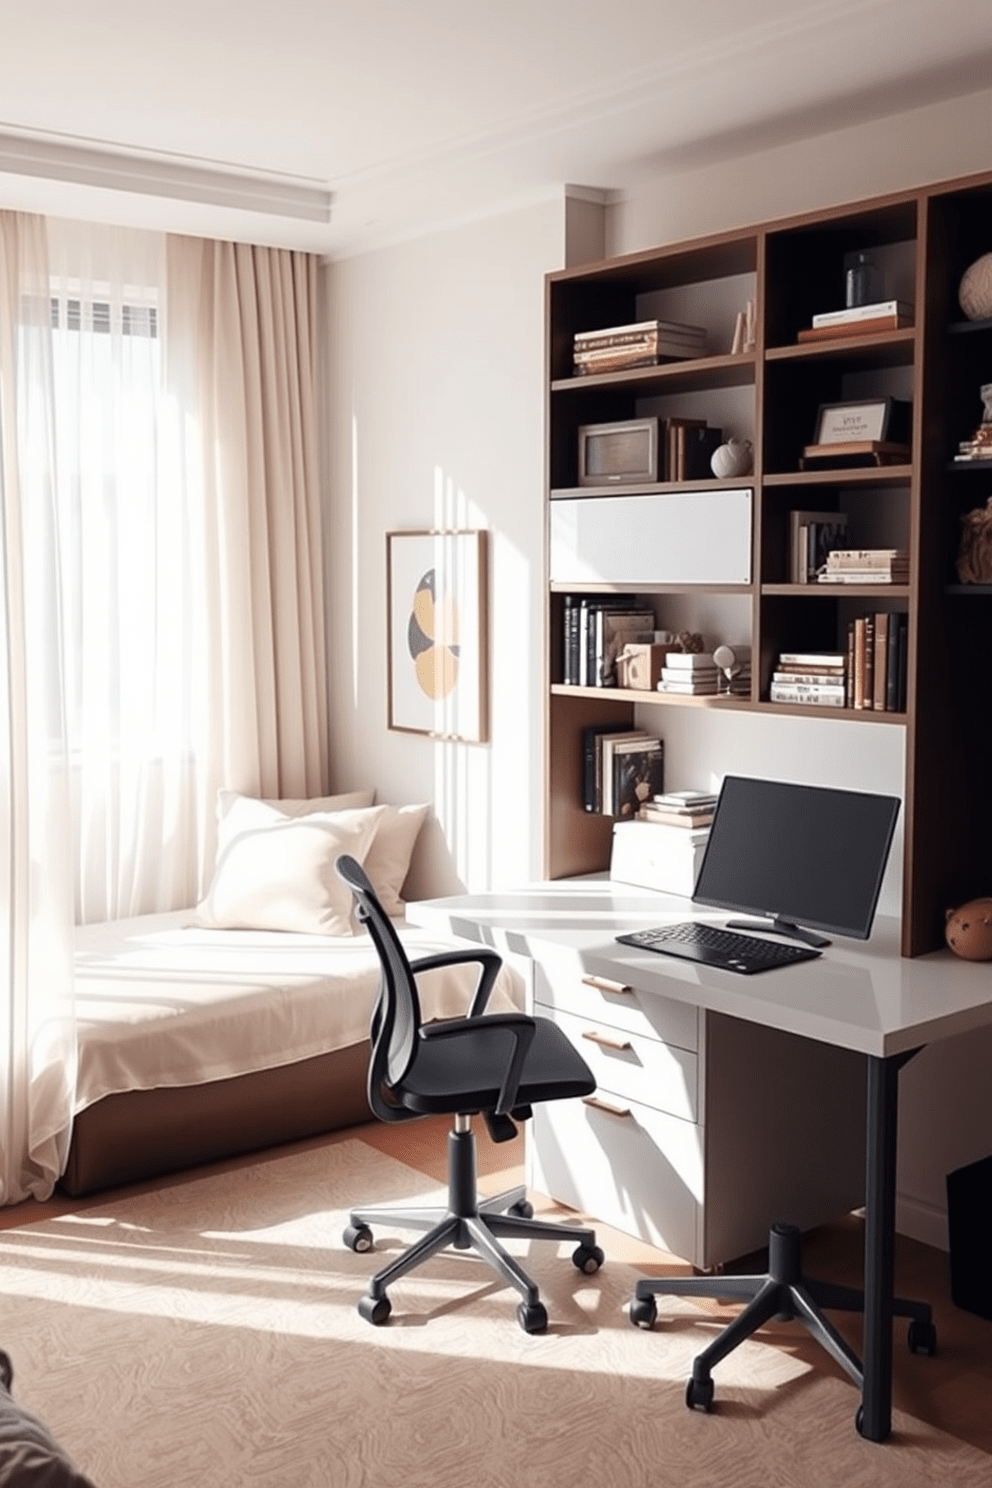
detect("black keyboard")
[615,921,822,975]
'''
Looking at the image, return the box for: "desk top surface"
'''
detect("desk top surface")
[406,879,992,1059]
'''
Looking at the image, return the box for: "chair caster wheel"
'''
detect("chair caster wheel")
[629,1295,657,1330]
[685,1374,714,1412]
[907,1318,937,1356]
[508,1199,534,1218]
[572,1243,605,1275]
[517,1300,548,1334]
[358,1293,391,1326]
[855,1405,864,1437]
[343,1223,374,1253]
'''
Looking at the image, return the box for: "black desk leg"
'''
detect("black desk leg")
[861,1050,918,1442]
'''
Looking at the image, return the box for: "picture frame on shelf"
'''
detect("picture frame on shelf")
[812,397,907,446]
[386,529,489,742]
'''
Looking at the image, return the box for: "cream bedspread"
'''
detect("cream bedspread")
[72,911,521,1113]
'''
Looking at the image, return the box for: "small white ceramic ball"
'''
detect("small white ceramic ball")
[959,253,992,320]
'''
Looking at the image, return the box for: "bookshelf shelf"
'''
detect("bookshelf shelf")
[551,351,757,396]
[764,465,913,488]
[545,168,992,954]
[761,584,911,598]
[551,683,752,709]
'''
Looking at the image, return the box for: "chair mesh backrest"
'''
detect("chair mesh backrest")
[335,855,424,1101]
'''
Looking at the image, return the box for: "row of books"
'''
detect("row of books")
[789,509,848,583]
[562,595,655,687]
[663,418,723,481]
[768,615,908,711]
[581,726,664,817]
[797,298,914,344]
[817,548,909,584]
[656,649,751,697]
[572,318,707,376]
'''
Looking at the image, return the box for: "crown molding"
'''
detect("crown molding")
[0,128,331,223]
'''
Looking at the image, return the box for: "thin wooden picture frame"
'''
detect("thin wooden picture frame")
[386,529,489,742]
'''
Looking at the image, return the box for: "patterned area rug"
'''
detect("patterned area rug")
[0,1139,988,1488]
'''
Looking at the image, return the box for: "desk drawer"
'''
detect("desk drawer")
[533,954,698,1053]
[545,1004,698,1122]
[529,1095,702,1265]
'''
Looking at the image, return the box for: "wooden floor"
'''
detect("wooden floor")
[3,1115,991,1455]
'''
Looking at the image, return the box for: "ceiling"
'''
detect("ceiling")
[2,0,991,257]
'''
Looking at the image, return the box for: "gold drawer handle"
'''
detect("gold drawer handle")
[583,1095,633,1118]
[581,1029,632,1053]
[581,974,632,995]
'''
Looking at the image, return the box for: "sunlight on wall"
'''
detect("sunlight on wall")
[349,412,360,712]
[429,465,493,888]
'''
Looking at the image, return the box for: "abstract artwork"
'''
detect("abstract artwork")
[387,529,489,741]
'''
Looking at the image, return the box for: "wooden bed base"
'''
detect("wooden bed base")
[60,1040,373,1197]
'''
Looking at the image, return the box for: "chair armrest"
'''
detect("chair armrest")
[420,1012,536,1116]
[409,946,504,1017]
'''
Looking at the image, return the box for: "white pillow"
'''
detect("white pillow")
[363,803,430,915]
[194,799,388,935]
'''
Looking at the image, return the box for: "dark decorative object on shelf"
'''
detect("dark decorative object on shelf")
[956,497,992,583]
[945,898,992,960]
[845,249,881,308]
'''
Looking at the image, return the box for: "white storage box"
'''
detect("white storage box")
[610,820,709,897]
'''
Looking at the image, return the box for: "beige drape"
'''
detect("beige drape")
[166,236,329,883]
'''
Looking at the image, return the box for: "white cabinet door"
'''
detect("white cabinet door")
[549,489,752,585]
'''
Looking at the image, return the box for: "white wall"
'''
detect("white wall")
[323,195,566,898]
[324,90,992,1247]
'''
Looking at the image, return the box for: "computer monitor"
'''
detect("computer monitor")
[692,775,900,947]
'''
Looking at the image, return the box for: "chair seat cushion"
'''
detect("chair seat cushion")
[399,1016,595,1114]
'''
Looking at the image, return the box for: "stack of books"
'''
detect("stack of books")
[789,510,848,583]
[657,652,719,695]
[637,790,718,828]
[769,652,848,708]
[573,319,707,376]
[817,549,909,584]
[953,425,992,462]
[797,299,914,343]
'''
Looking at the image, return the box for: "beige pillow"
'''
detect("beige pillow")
[263,788,375,817]
[363,803,430,915]
[194,799,388,935]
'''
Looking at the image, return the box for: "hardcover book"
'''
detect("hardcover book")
[608,737,664,819]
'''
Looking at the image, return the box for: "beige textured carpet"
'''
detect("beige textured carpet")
[0,1139,989,1488]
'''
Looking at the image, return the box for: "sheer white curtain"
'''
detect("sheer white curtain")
[47,221,205,920]
[1,212,76,1203]
[2,217,328,1203]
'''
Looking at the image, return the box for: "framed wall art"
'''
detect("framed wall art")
[386,529,489,742]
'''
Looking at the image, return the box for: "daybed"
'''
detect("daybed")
[61,790,521,1197]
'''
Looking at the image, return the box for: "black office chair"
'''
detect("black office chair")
[335,854,605,1334]
[630,1220,936,1416]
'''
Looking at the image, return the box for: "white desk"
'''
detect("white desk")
[408,879,992,1442]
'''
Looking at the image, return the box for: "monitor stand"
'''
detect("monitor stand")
[725,915,832,949]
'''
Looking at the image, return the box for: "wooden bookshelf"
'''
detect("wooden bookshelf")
[544,169,992,956]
